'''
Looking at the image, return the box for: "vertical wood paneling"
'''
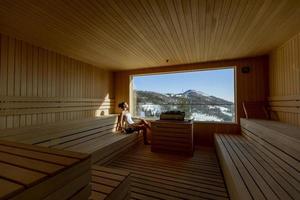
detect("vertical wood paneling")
[0,35,7,129]
[269,32,300,127]
[6,37,14,128]
[12,43,20,130]
[0,33,114,129]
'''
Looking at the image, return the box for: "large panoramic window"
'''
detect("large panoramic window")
[131,67,236,122]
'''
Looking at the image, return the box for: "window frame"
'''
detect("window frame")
[129,66,237,124]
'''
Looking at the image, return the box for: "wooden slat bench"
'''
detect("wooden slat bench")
[90,165,130,200]
[0,115,141,164]
[0,140,91,200]
[215,118,300,200]
[240,118,300,158]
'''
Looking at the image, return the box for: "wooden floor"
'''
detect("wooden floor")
[106,143,229,200]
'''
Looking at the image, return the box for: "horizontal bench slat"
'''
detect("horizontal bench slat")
[0,179,24,199]
[215,117,300,200]
[50,129,115,150]
[226,134,290,199]
[0,115,140,164]
[29,119,117,144]
[91,176,120,187]
[91,182,114,194]
[0,144,78,166]
[90,191,106,200]
[92,170,124,182]
[0,116,115,139]
[0,162,47,186]
[242,128,300,178]
[37,125,116,148]
[0,140,87,159]
[90,166,130,200]
[0,115,142,199]
[0,140,91,200]
[0,151,64,174]
[214,135,252,200]
[3,117,117,143]
[94,133,140,165]
[70,184,91,200]
[43,171,90,200]
[237,134,300,199]
[216,134,265,200]
[92,165,130,177]
[240,119,300,160]
[11,157,91,200]
[65,133,132,153]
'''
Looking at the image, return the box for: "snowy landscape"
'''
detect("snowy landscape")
[133,90,235,122]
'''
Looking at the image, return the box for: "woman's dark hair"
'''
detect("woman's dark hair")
[118,102,126,109]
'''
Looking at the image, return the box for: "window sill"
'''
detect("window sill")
[135,116,237,124]
[193,121,238,125]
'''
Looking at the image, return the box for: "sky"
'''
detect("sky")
[133,68,235,102]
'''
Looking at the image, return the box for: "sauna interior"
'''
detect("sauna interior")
[0,1,299,200]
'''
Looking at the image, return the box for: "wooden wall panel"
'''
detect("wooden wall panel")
[114,56,268,145]
[0,33,114,129]
[269,33,300,127]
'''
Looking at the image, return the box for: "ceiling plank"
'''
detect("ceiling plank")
[0,0,299,70]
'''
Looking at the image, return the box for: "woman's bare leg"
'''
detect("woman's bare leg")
[136,125,149,145]
[141,119,151,129]
[142,126,149,145]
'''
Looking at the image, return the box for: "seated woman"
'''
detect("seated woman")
[117,102,151,145]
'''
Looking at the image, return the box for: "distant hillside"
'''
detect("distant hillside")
[134,90,234,122]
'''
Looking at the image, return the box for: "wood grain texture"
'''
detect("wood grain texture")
[230,118,300,199]
[240,118,300,157]
[215,133,300,200]
[90,165,131,200]
[108,144,229,200]
[108,143,229,200]
[194,122,240,146]
[115,56,268,145]
[0,0,300,70]
[269,33,300,126]
[0,140,91,200]
[0,33,114,129]
[151,120,194,155]
[0,115,142,165]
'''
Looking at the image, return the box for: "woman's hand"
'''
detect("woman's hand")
[117,126,126,133]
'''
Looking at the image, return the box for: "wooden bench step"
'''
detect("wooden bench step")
[0,117,113,141]
[90,165,131,200]
[1,117,117,144]
[215,133,300,200]
[0,116,141,199]
[240,118,300,160]
[0,115,142,164]
[242,129,300,184]
[0,140,91,200]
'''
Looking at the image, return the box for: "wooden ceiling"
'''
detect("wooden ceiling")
[0,0,300,70]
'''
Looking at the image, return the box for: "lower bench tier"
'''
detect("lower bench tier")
[90,165,131,200]
[0,115,142,165]
[215,133,300,200]
[0,140,91,200]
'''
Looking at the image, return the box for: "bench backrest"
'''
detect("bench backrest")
[242,101,270,119]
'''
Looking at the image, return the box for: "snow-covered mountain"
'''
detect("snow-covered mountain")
[134,90,234,122]
[182,89,210,97]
